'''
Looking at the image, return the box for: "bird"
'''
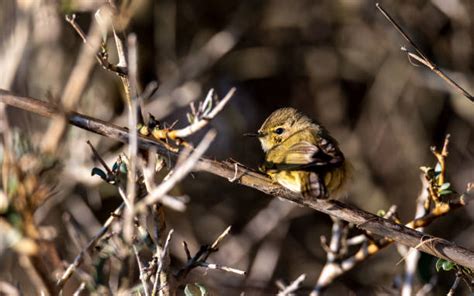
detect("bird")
[247,107,350,199]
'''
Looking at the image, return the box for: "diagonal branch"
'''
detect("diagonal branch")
[1,90,474,271]
[376,3,474,102]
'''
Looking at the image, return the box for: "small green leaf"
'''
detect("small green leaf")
[119,163,128,174]
[435,258,456,272]
[439,182,451,191]
[91,168,107,180]
[439,189,454,196]
[184,283,208,296]
[435,258,444,272]
[442,260,455,271]
[438,183,454,196]
[434,163,442,175]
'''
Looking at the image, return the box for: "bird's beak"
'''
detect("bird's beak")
[243,131,264,137]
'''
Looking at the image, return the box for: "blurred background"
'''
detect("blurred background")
[1,0,473,294]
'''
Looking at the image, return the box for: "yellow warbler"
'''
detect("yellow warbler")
[247,107,350,199]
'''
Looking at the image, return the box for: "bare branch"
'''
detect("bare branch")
[376,3,474,102]
[135,129,216,212]
[65,13,128,77]
[151,229,174,296]
[42,7,113,153]
[401,176,430,296]
[167,87,236,139]
[176,226,240,279]
[277,274,306,296]
[124,33,139,245]
[1,91,474,272]
[56,203,125,288]
[447,272,462,296]
[197,262,246,276]
[133,245,150,296]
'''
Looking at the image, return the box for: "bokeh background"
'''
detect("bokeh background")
[1,0,473,294]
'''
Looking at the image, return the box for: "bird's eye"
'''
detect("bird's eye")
[274,128,285,135]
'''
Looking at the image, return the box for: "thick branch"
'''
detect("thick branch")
[1,90,474,270]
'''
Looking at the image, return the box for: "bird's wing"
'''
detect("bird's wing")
[303,172,328,199]
[283,137,344,169]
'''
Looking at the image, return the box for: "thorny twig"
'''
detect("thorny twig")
[42,8,113,154]
[376,3,474,102]
[140,88,236,149]
[57,141,129,289]
[277,274,306,296]
[311,134,470,291]
[65,13,128,77]
[141,156,187,212]
[170,88,236,139]
[312,206,397,294]
[135,130,216,212]
[175,226,245,278]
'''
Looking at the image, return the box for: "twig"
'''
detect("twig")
[133,245,150,296]
[65,13,128,77]
[176,226,238,279]
[415,275,437,296]
[135,130,216,212]
[376,3,473,102]
[401,176,430,296]
[72,282,86,296]
[142,156,187,212]
[56,203,125,288]
[0,281,20,296]
[277,274,306,296]
[124,33,138,244]
[1,91,474,271]
[18,255,49,295]
[167,88,236,139]
[447,272,462,296]
[197,262,246,276]
[311,218,348,295]
[227,162,244,182]
[151,229,174,296]
[41,8,113,153]
[86,140,113,175]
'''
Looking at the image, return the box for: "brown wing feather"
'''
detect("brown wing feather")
[302,172,328,199]
[282,135,344,170]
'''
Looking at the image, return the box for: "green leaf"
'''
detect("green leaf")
[435,258,444,272]
[91,168,107,180]
[442,260,455,271]
[434,163,442,175]
[119,162,128,174]
[184,283,208,296]
[439,182,451,191]
[435,258,456,272]
[439,189,454,196]
[438,182,454,196]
